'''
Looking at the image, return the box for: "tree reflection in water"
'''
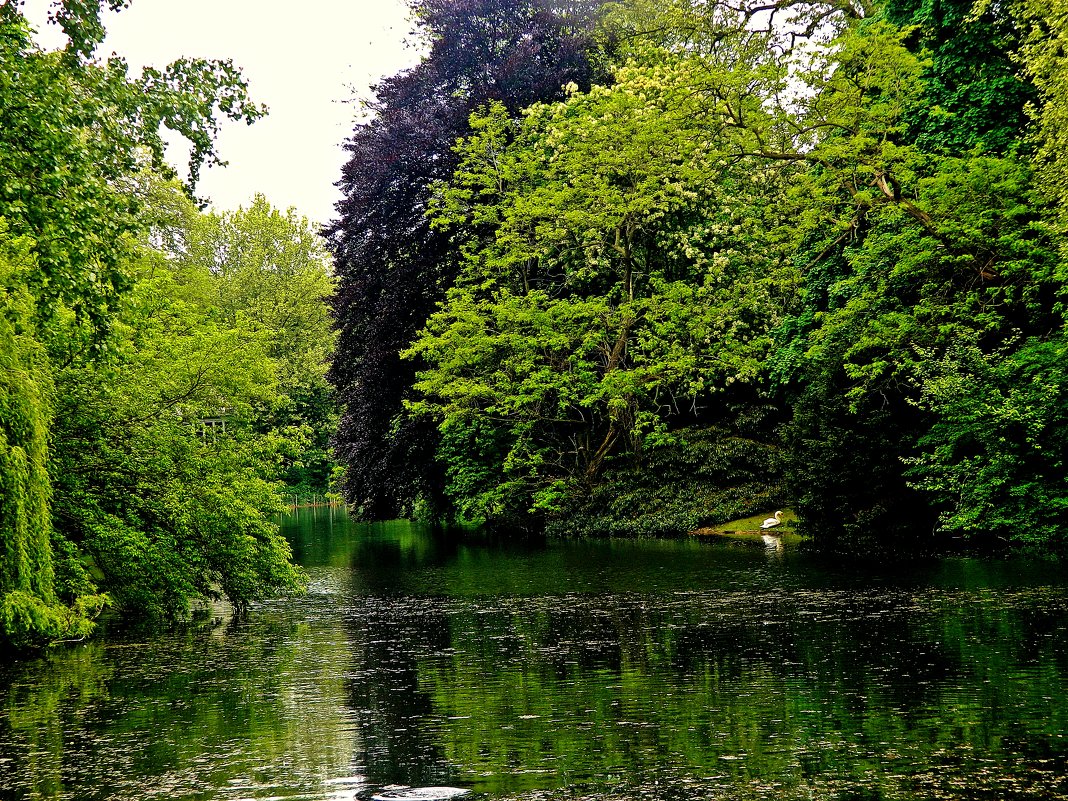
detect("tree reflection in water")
[1,509,1067,801]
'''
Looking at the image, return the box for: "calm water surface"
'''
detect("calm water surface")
[2,507,1068,800]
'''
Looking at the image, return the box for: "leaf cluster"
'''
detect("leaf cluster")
[0,2,264,347]
[0,3,333,648]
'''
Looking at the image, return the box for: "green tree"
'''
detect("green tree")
[409,37,798,527]
[884,0,1034,154]
[0,5,264,348]
[770,10,1059,550]
[904,336,1068,544]
[49,239,306,622]
[173,195,338,497]
[411,6,938,532]
[0,1,286,645]
[411,0,1068,548]
[1020,0,1068,232]
[0,232,104,649]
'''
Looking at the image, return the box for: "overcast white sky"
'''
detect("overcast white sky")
[23,0,421,225]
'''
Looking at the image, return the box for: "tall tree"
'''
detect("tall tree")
[327,0,606,519]
[0,2,264,349]
[407,0,1066,547]
[883,0,1068,546]
[773,0,1053,551]
[410,44,797,527]
[0,232,103,649]
[0,1,269,647]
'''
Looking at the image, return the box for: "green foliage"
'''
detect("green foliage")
[49,229,307,622]
[0,3,314,648]
[0,5,264,347]
[0,591,100,652]
[0,231,104,650]
[782,150,1059,547]
[0,238,52,601]
[883,0,1034,154]
[0,181,320,640]
[906,336,1068,544]
[395,0,1068,550]
[547,423,786,538]
[1020,0,1068,246]
[412,48,797,524]
[779,61,1059,548]
[169,194,338,496]
[2,0,1048,564]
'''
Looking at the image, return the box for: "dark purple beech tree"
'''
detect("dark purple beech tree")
[326,0,607,518]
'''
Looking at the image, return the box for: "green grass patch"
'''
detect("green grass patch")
[692,509,805,543]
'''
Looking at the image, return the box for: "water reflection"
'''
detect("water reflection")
[0,580,361,800]
[1,508,1067,801]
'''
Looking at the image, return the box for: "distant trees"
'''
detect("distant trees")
[170,195,338,498]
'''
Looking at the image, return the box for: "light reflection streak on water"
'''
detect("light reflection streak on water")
[0,508,1067,800]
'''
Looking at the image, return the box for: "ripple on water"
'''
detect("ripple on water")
[5,514,1068,801]
[371,788,469,801]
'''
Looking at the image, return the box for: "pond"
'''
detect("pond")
[2,506,1068,800]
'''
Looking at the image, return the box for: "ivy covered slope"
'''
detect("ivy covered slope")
[332,0,1068,550]
[0,2,331,650]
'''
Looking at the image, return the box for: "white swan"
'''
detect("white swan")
[760,510,783,530]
